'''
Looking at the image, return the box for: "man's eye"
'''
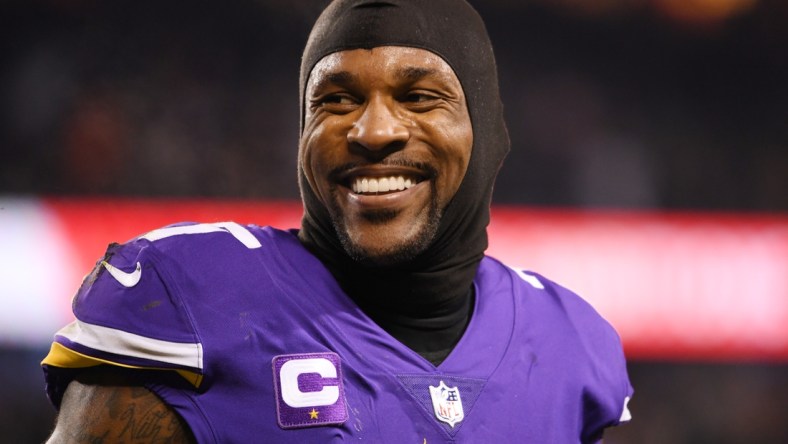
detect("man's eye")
[402,92,445,111]
[404,93,436,103]
[322,94,356,105]
[310,93,358,113]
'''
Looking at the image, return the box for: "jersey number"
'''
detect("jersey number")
[140,222,262,249]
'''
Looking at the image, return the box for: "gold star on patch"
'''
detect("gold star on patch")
[309,408,319,420]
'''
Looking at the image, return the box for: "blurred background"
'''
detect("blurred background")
[1,0,786,442]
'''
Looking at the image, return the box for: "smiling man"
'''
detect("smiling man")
[300,46,473,266]
[42,1,632,442]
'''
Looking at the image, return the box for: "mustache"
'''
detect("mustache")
[328,159,438,180]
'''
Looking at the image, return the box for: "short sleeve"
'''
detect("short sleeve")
[41,239,203,408]
[517,269,633,440]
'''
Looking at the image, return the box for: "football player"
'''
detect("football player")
[43,1,632,442]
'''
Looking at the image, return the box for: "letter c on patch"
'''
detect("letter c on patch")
[280,357,339,408]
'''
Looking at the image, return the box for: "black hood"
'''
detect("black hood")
[297,0,510,316]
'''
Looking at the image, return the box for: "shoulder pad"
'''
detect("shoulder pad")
[44,238,203,381]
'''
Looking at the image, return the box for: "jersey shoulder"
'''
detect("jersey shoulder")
[71,221,272,340]
[42,222,285,405]
[486,258,633,432]
[499,261,621,348]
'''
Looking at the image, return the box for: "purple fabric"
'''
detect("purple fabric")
[71,240,202,345]
[44,225,632,443]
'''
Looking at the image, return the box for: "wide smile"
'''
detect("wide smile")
[338,166,431,197]
[350,175,420,195]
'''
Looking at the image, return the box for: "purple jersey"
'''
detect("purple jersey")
[42,223,632,443]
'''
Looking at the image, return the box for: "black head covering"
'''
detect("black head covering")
[298,0,509,323]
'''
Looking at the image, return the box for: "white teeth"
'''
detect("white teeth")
[351,176,416,194]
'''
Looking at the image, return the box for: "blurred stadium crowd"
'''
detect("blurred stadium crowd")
[2,0,785,210]
[1,0,786,442]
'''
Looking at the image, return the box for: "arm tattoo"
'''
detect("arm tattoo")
[116,387,190,442]
[52,379,195,444]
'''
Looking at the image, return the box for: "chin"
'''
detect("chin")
[336,220,440,268]
[326,186,443,267]
[345,241,423,267]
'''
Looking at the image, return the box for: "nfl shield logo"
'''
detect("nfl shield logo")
[429,380,464,428]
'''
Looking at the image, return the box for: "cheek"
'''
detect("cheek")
[300,119,345,202]
[299,129,327,200]
[435,121,473,202]
[456,125,473,176]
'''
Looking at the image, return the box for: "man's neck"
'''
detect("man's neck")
[298,229,479,365]
[356,285,475,366]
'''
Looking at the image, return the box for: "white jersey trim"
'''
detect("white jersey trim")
[141,221,262,249]
[508,266,545,289]
[55,319,203,370]
[619,396,632,422]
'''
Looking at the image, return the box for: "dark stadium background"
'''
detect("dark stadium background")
[1,0,786,442]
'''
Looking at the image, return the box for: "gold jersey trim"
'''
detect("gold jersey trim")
[42,341,203,388]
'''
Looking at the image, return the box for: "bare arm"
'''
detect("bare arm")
[47,369,195,444]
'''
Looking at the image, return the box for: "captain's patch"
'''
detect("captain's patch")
[272,352,348,429]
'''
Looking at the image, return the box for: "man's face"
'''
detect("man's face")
[300,46,473,265]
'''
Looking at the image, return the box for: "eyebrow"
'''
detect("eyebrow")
[395,66,438,82]
[310,66,445,94]
[311,71,357,95]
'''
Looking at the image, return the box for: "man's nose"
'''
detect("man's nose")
[347,98,409,152]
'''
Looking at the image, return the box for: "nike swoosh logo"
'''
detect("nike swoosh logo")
[102,261,142,288]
